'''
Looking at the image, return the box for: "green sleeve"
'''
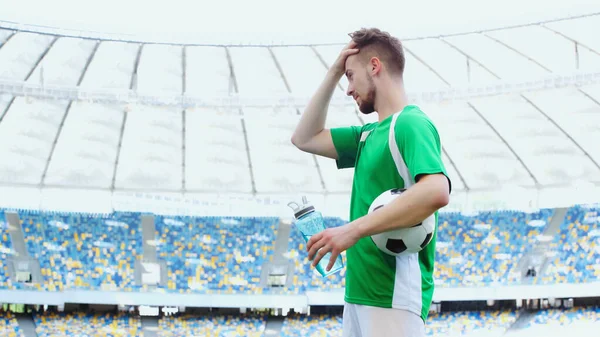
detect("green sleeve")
[330,125,362,169]
[395,111,452,192]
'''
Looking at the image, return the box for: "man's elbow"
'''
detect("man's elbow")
[432,189,450,210]
[290,135,304,150]
[421,174,450,210]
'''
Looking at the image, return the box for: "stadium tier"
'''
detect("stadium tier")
[158,314,267,337]
[519,306,600,334]
[0,311,23,337]
[1,306,598,336]
[435,209,553,286]
[1,205,598,294]
[3,211,279,293]
[281,314,344,337]
[425,310,518,336]
[19,211,143,292]
[154,215,279,293]
[0,212,11,286]
[33,312,142,337]
[543,205,600,284]
[280,307,600,336]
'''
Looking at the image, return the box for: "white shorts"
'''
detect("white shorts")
[342,302,425,337]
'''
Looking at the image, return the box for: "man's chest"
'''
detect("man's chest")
[355,129,394,175]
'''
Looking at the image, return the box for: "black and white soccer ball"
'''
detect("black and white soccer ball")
[368,188,436,257]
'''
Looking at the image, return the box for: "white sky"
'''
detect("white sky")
[0,0,599,44]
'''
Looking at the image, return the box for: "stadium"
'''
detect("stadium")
[0,3,600,336]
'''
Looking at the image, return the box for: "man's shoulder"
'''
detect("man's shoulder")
[397,105,429,120]
[362,121,378,131]
[395,105,437,130]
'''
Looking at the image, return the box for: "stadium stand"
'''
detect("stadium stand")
[426,310,518,336]
[2,205,598,293]
[2,306,599,337]
[158,314,267,336]
[19,211,142,292]
[0,212,11,288]
[154,215,278,294]
[281,314,343,337]
[508,306,600,336]
[33,311,143,337]
[2,210,279,294]
[279,310,520,336]
[543,205,600,284]
[435,209,553,286]
[0,311,24,337]
[279,307,600,336]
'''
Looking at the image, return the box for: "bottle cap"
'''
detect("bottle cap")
[287,196,315,219]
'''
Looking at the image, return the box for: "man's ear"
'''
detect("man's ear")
[370,57,382,75]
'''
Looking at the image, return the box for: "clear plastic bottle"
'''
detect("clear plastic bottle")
[287,196,344,277]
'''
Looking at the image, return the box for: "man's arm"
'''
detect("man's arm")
[307,174,449,269]
[351,174,449,237]
[290,70,341,160]
[291,42,359,159]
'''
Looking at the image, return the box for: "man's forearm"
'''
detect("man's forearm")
[291,70,341,145]
[351,174,450,238]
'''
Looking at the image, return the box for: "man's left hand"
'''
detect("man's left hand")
[306,222,361,272]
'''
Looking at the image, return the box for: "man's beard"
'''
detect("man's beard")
[358,76,376,114]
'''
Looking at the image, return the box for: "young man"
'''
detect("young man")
[290,28,452,337]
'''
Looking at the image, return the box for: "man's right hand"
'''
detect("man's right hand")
[329,41,360,78]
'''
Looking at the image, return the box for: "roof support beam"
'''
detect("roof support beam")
[41,40,101,186]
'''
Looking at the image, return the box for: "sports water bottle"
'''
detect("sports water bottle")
[287,196,344,277]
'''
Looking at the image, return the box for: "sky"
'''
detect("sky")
[0,0,599,44]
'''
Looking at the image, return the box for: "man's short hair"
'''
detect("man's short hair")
[348,28,405,77]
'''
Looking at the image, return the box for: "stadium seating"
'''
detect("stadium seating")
[2,306,597,337]
[280,310,519,336]
[517,306,600,335]
[33,311,142,337]
[155,215,279,294]
[542,205,600,284]
[425,310,517,336]
[4,209,278,294]
[0,311,24,337]
[281,314,343,337]
[4,205,600,293]
[435,209,553,286]
[0,212,11,288]
[158,314,267,336]
[19,211,142,292]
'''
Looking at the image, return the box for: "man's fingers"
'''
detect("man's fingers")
[312,244,331,267]
[343,48,360,56]
[326,249,340,271]
[307,236,326,261]
[306,232,322,252]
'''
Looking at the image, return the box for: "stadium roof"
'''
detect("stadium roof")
[1,0,599,45]
[0,13,599,215]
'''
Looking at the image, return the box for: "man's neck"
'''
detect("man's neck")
[374,79,408,123]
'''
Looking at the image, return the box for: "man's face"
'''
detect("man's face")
[345,55,376,114]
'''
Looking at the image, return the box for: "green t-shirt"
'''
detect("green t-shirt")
[330,105,451,322]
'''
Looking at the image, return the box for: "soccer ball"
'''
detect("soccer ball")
[368,188,436,256]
